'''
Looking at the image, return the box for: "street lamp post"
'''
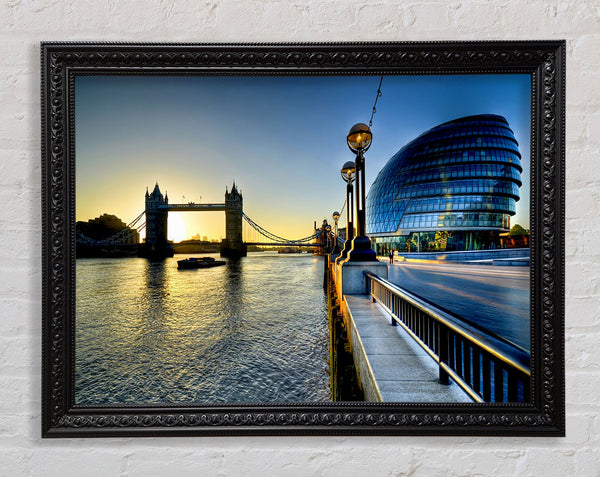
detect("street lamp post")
[332,211,340,236]
[325,224,332,253]
[346,123,376,261]
[337,160,355,263]
[332,211,341,253]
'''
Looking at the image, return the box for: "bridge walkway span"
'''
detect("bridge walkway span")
[161,203,227,212]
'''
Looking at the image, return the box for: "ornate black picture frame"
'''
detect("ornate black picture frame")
[41,41,565,437]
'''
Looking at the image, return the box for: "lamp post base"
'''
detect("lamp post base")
[346,235,377,262]
[335,239,352,265]
[337,260,388,295]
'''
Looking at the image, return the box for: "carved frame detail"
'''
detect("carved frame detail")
[41,41,565,437]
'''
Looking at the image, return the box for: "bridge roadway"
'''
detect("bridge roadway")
[384,260,530,350]
[160,203,226,212]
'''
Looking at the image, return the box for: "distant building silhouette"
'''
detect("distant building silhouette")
[76,213,139,244]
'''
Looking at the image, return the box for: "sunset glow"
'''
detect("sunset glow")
[167,213,187,242]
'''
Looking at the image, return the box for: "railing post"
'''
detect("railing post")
[438,325,450,385]
[507,370,518,402]
[482,358,492,401]
[494,359,504,402]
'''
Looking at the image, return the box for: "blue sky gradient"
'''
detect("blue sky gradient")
[76,73,530,241]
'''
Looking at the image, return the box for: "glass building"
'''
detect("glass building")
[366,114,522,255]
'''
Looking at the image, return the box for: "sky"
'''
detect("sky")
[75,73,531,242]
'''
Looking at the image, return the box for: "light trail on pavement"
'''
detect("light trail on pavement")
[386,261,530,350]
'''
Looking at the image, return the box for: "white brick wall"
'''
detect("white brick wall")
[1,1,598,475]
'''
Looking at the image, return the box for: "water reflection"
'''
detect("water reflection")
[75,253,330,404]
[218,258,244,322]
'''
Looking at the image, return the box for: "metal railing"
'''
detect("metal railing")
[365,272,530,403]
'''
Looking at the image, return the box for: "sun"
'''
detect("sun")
[167,212,187,243]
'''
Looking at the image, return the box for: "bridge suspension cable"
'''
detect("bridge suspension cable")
[126,211,146,230]
[241,212,323,244]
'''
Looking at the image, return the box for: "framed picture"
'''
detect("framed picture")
[41,41,565,437]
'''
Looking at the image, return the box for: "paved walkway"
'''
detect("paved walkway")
[344,294,472,403]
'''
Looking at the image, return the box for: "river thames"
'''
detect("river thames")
[75,252,331,405]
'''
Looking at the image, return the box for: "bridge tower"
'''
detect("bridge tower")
[139,182,173,259]
[221,182,247,258]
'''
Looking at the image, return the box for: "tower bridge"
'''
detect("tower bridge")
[76,182,331,259]
[141,181,245,259]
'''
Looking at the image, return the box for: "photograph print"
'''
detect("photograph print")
[74,71,531,406]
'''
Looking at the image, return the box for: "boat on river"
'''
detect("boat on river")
[177,257,226,270]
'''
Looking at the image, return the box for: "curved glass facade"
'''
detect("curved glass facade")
[366,114,522,253]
